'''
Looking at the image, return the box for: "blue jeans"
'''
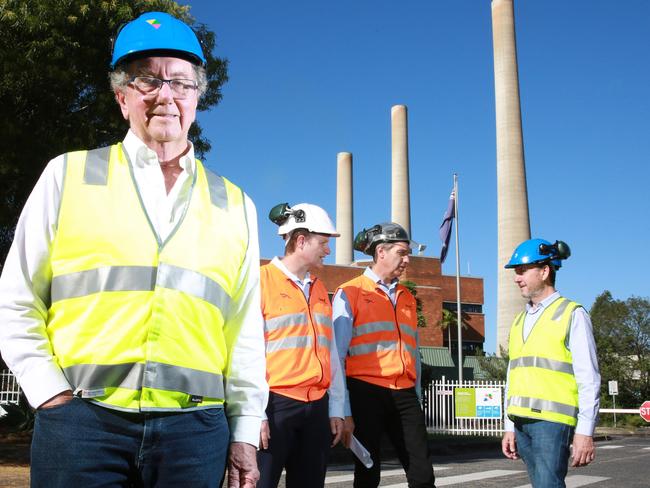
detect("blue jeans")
[31,397,229,487]
[514,418,574,488]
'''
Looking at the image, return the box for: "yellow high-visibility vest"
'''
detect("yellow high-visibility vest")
[507,297,581,427]
[48,143,249,411]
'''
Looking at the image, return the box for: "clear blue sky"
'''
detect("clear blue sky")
[182,0,650,353]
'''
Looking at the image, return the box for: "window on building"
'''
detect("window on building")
[442,302,483,314]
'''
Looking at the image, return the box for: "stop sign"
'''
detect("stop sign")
[640,401,650,422]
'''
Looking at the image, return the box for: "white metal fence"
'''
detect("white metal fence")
[424,377,506,436]
[1,368,21,405]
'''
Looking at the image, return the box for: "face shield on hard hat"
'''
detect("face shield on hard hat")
[268,203,340,237]
[110,11,206,68]
[504,238,571,269]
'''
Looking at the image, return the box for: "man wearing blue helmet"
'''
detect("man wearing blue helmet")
[0,11,266,488]
[501,239,600,487]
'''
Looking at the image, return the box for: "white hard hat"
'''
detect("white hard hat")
[271,203,340,237]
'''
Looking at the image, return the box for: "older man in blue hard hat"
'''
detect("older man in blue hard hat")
[501,239,600,488]
[0,12,267,488]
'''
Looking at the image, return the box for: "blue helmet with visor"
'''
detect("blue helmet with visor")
[504,238,571,269]
[110,12,206,68]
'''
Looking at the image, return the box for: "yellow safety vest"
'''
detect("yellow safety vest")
[507,297,581,427]
[48,143,249,412]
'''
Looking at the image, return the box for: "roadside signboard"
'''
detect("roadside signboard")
[608,380,618,395]
[640,401,650,422]
[454,387,502,419]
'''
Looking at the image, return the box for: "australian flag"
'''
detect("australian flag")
[439,191,455,263]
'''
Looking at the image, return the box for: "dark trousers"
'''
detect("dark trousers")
[30,397,229,488]
[348,378,435,488]
[257,392,331,488]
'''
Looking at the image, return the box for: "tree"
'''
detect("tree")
[476,346,509,381]
[400,280,427,328]
[591,291,650,407]
[438,309,455,353]
[0,0,228,265]
[436,307,469,353]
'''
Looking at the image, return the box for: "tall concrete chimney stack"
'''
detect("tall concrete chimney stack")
[391,105,411,235]
[492,0,531,354]
[335,152,354,265]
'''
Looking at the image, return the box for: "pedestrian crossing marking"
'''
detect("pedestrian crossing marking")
[381,469,524,487]
[643,447,650,450]
[598,445,623,449]
[324,466,449,484]
[513,475,610,488]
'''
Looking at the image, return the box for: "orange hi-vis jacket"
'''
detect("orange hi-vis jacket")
[260,263,333,402]
[337,274,418,389]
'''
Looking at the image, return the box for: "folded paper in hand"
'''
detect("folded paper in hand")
[350,435,373,468]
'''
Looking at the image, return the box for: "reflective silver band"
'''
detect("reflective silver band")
[157,263,231,312]
[317,335,331,349]
[349,340,397,356]
[399,323,417,339]
[551,298,571,321]
[404,343,417,358]
[83,146,111,185]
[354,321,395,336]
[142,362,224,399]
[508,395,578,418]
[204,168,228,210]
[266,335,312,354]
[265,313,307,332]
[509,356,574,375]
[51,266,157,302]
[313,313,332,328]
[63,361,224,399]
[51,264,232,313]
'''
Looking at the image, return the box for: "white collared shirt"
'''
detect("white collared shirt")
[124,130,195,241]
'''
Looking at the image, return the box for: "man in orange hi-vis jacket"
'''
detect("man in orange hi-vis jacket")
[258,202,345,488]
[333,222,435,488]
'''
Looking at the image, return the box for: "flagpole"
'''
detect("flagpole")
[453,173,463,383]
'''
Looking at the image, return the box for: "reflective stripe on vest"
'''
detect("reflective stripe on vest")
[51,263,232,312]
[48,144,248,412]
[507,297,581,427]
[261,263,333,402]
[63,361,224,399]
[338,274,418,389]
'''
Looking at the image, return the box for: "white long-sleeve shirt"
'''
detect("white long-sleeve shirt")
[0,130,268,445]
[504,291,601,436]
[266,257,345,419]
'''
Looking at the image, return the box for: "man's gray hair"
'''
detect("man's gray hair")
[109,61,208,97]
[373,242,396,263]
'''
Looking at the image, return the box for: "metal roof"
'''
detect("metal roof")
[420,346,455,367]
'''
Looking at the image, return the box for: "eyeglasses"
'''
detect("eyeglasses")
[128,76,198,99]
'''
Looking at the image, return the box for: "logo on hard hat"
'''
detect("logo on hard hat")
[145,18,162,29]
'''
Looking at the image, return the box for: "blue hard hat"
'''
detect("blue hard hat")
[110,12,206,68]
[504,238,571,269]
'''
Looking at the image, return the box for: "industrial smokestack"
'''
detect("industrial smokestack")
[391,105,411,236]
[335,152,354,265]
[492,0,531,355]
